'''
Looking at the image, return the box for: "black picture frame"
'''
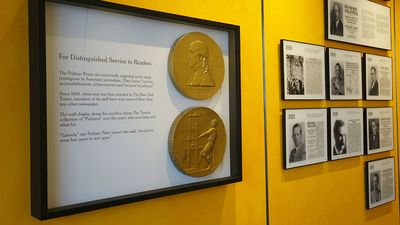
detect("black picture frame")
[29,0,242,220]
[365,157,395,209]
[282,108,328,169]
[324,0,392,50]
[327,108,364,161]
[326,48,362,100]
[363,107,393,155]
[363,53,393,101]
[280,40,326,100]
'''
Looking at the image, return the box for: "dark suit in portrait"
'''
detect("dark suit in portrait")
[369,81,379,96]
[331,20,343,36]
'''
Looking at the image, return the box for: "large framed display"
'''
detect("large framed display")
[326,48,362,100]
[328,108,363,160]
[325,0,391,50]
[29,0,242,220]
[364,54,393,100]
[365,157,395,209]
[280,40,326,100]
[364,108,393,155]
[283,109,328,169]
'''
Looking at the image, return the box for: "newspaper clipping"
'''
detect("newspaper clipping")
[328,48,362,100]
[326,0,391,50]
[281,40,326,100]
[329,108,363,160]
[365,54,392,100]
[284,109,328,169]
[366,157,395,209]
[366,108,393,155]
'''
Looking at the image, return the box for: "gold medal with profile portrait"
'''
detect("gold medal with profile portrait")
[168,107,226,177]
[168,32,225,100]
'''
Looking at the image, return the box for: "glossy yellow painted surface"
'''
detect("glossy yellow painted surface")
[0,0,265,225]
[264,0,399,225]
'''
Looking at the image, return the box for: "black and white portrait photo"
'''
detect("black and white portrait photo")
[368,118,380,150]
[289,123,306,163]
[330,2,343,36]
[331,62,344,95]
[286,55,304,95]
[332,120,346,155]
[370,172,382,204]
[368,66,379,96]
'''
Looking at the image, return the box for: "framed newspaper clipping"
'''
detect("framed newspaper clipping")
[280,40,326,100]
[364,54,393,100]
[365,157,395,209]
[364,108,393,155]
[283,109,328,169]
[328,108,363,161]
[325,0,391,50]
[29,0,242,220]
[326,48,362,100]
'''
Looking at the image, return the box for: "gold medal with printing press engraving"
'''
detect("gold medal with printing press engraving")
[168,32,225,100]
[169,107,226,177]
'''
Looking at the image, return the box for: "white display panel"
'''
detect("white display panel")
[45,2,232,208]
[366,157,395,209]
[365,108,393,155]
[329,108,363,160]
[327,48,362,100]
[283,109,328,169]
[326,0,391,50]
[281,40,326,100]
[365,54,392,100]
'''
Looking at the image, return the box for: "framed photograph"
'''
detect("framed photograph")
[280,40,326,100]
[364,54,393,100]
[283,109,328,169]
[326,48,362,100]
[328,108,363,160]
[364,108,393,155]
[29,0,242,220]
[325,0,391,50]
[365,157,395,209]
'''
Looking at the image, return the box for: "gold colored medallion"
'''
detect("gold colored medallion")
[169,107,226,177]
[168,32,225,100]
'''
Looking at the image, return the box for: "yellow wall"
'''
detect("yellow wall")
[1,0,399,225]
[0,0,266,225]
[265,0,399,225]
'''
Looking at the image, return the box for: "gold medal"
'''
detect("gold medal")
[168,32,225,100]
[169,107,226,177]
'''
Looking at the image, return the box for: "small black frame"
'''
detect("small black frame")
[324,0,392,50]
[29,0,242,220]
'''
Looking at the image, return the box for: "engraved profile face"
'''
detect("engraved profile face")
[168,32,224,99]
[187,41,215,87]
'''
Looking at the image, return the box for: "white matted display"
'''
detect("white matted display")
[327,48,362,100]
[283,109,328,169]
[280,40,326,100]
[364,54,393,100]
[365,108,393,155]
[365,157,395,209]
[325,0,391,50]
[29,0,241,219]
[328,108,363,160]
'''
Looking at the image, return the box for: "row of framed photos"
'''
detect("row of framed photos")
[281,40,392,101]
[283,107,393,169]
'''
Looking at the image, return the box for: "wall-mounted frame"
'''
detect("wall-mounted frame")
[364,108,393,155]
[29,0,242,220]
[365,157,395,209]
[280,40,326,100]
[328,108,363,161]
[326,48,362,100]
[325,0,391,50]
[283,109,328,169]
[364,54,393,100]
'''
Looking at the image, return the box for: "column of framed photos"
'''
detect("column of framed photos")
[280,0,395,210]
